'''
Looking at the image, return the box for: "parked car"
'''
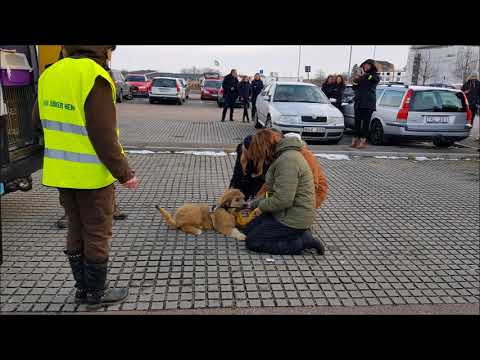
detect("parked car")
[178,78,190,99]
[201,79,222,101]
[254,82,344,143]
[125,73,152,97]
[149,77,185,105]
[342,84,473,147]
[110,69,132,103]
[217,85,245,108]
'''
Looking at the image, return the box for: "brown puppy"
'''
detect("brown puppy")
[157,189,246,241]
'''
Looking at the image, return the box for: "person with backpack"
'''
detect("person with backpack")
[237,129,327,255]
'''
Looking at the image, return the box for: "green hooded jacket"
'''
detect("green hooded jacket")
[251,137,315,229]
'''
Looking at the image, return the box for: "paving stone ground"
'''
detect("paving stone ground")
[1,154,479,313]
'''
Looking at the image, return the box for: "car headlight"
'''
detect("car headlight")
[329,116,344,127]
[279,115,301,125]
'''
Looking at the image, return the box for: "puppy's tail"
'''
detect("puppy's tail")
[155,205,177,228]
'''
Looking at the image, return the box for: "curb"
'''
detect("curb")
[124,146,479,160]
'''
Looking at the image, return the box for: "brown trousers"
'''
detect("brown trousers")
[58,184,115,263]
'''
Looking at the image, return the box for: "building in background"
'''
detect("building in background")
[378,67,407,84]
[404,45,480,86]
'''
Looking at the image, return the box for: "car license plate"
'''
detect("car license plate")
[424,116,450,124]
[304,127,325,133]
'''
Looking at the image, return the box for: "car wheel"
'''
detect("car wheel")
[265,115,272,128]
[369,120,385,145]
[433,138,454,148]
[177,98,183,105]
[117,90,123,103]
[126,90,133,100]
[217,102,223,108]
[149,98,155,104]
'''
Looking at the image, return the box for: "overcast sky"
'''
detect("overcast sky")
[111,45,411,76]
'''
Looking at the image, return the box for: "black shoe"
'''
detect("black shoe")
[56,214,68,229]
[84,260,129,310]
[113,206,127,220]
[64,250,88,303]
[302,230,325,255]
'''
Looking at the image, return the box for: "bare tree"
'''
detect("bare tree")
[314,69,326,82]
[455,46,477,83]
[418,50,438,85]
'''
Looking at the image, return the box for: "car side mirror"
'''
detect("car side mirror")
[329,98,336,103]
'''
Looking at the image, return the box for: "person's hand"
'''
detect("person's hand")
[252,208,262,217]
[122,176,139,189]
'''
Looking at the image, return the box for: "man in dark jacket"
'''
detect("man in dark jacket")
[462,72,480,129]
[221,69,239,122]
[351,59,380,149]
[250,73,264,120]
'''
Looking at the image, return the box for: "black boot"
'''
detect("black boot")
[84,260,128,310]
[221,107,227,122]
[64,250,87,304]
[229,108,234,121]
[302,230,325,255]
[56,214,68,229]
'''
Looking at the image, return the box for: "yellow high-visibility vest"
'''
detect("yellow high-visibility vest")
[38,57,121,189]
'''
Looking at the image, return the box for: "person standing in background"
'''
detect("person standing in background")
[250,73,264,120]
[351,59,380,149]
[462,72,480,139]
[221,69,239,122]
[321,75,335,99]
[238,75,252,122]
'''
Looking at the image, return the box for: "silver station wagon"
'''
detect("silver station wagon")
[342,84,473,147]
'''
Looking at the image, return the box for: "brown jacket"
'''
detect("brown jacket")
[32,45,134,184]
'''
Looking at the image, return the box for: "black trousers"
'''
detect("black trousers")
[242,98,250,121]
[354,108,374,139]
[470,105,478,127]
[244,213,307,255]
[251,96,258,119]
[222,95,235,120]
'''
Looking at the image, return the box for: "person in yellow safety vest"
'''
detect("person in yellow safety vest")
[32,45,139,310]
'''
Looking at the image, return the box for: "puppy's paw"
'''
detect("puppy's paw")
[236,233,246,241]
[195,229,202,236]
[230,228,246,241]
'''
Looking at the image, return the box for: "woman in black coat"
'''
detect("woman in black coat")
[229,135,267,200]
[238,75,252,122]
[351,59,380,149]
[331,75,346,109]
[321,75,335,98]
[250,73,264,120]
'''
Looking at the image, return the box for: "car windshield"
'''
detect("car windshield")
[273,85,329,103]
[204,81,221,89]
[152,79,177,88]
[410,90,466,112]
[126,76,146,82]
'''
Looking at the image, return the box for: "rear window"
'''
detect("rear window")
[152,78,177,88]
[126,75,146,82]
[410,90,466,112]
[379,90,405,107]
[204,81,221,88]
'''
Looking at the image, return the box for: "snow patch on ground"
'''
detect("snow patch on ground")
[374,156,409,160]
[315,154,351,160]
[176,151,228,156]
[126,150,155,154]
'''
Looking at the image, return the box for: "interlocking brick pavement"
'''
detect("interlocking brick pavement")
[1,154,479,313]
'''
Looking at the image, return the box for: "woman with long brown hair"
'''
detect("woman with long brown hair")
[243,129,325,255]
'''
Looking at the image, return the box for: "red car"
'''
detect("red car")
[201,79,222,101]
[125,73,152,97]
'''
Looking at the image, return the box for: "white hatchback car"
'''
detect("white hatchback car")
[149,77,185,105]
[255,82,345,143]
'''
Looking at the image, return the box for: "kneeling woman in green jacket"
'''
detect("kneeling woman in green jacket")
[245,129,325,255]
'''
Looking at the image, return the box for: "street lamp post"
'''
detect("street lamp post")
[347,45,353,80]
[297,45,302,82]
[373,45,377,59]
